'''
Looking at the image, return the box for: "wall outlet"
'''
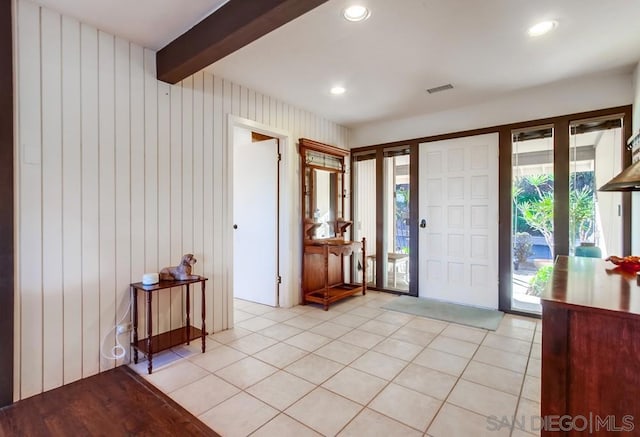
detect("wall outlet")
[116,323,132,334]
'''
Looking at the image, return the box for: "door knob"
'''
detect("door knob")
[233,224,238,229]
[419,219,427,228]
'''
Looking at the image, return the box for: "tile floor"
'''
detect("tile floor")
[130,291,541,436]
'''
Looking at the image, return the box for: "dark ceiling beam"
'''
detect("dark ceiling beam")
[156,0,329,84]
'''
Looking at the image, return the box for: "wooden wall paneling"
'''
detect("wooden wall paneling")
[248,89,256,121]
[80,22,100,378]
[269,96,277,129]
[41,7,64,390]
[129,44,146,335]
[212,75,224,333]
[255,92,264,125]
[181,77,194,298]
[240,85,248,119]
[143,49,160,334]
[114,36,132,367]
[61,14,83,384]
[203,73,214,327]
[169,82,184,329]
[98,30,116,373]
[231,82,241,117]
[17,0,42,398]
[222,78,232,328]
[192,71,204,328]
[157,81,171,334]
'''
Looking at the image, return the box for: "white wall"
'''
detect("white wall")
[13,0,349,401]
[351,70,635,147]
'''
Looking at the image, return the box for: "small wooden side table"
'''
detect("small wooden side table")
[130,277,208,374]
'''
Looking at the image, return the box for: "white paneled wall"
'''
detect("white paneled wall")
[14,0,349,400]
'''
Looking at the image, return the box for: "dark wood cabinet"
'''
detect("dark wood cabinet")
[541,256,640,436]
[299,138,366,310]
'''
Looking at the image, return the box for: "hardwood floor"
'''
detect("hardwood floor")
[0,366,219,436]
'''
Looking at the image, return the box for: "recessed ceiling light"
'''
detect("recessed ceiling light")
[343,5,370,22]
[527,20,558,37]
[330,86,346,95]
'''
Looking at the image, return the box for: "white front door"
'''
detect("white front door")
[233,135,279,306]
[418,133,499,308]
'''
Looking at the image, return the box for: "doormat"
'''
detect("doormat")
[381,295,503,331]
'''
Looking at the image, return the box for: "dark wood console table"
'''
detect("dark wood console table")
[130,277,208,374]
[541,256,640,436]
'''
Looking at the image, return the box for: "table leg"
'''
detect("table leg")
[146,291,153,374]
[186,284,191,345]
[201,280,206,353]
[132,286,138,364]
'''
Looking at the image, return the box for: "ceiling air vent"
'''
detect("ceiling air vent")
[426,84,453,94]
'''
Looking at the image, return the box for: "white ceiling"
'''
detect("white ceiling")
[32,0,640,128]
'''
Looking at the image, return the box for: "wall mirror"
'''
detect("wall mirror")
[300,138,349,240]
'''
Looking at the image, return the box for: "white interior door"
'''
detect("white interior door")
[233,135,279,306]
[418,133,499,309]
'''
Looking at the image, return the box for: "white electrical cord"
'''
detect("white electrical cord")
[100,298,132,361]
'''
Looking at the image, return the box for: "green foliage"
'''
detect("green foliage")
[527,265,554,297]
[513,232,533,264]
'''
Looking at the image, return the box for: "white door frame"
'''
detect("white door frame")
[226,115,294,322]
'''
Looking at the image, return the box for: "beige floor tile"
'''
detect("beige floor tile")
[413,348,469,376]
[284,331,331,352]
[258,323,303,341]
[441,324,487,344]
[189,344,247,372]
[246,370,315,410]
[283,315,324,330]
[199,392,278,437]
[375,311,414,326]
[369,383,441,431]
[391,326,437,347]
[251,414,321,437]
[322,367,387,405]
[521,375,541,402]
[168,374,239,416]
[339,329,385,349]
[473,345,528,373]
[514,397,541,434]
[260,309,299,323]
[350,350,407,380]
[494,324,535,342]
[462,360,524,395]
[482,333,531,356]
[447,379,518,418]
[227,332,278,355]
[500,315,537,331]
[533,330,542,344]
[209,327,252,344]
[428,335,479,358]
[285,353,345,385]
[233,309,255,322]
[309,321,354,339]
[511,429,539,437]
[144,359,209,393]
[338,408,422,436]
[530,343,541,360]
[215,356,278,389]
[347,306,384,319]
[236,316,279,332]
[405,317,448,334]
[233,298,253,310]
[253,342,308,368]
[373,337,424,361]
[358,319,400,337]
[526,357,541,378]
[240,302,277,316]
[314,340,367,365]
[304,308,340,321]
[331,312,369,328]
[394,363,457,400]
[428,402,510,437]
[287,305,314,314]
[285,388,362,436]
